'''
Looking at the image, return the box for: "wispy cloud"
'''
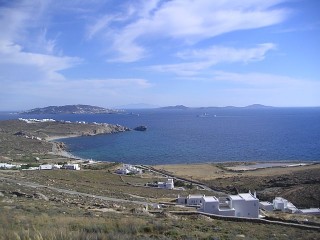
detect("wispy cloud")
[89,0,289,62]
[150,44,276,76]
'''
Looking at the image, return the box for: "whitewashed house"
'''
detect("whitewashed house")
[200,196,220,213]
[63,164,80,170]
[228,192,259,218]
[199,196,236,216]
[116,168,130,175]
[39,164,53,170]
[177,194,205,206]
[273,197,288,211]
[273,197,300,213]
[158,178,174,189]
[197,191,259,218]
[115,164,142,175]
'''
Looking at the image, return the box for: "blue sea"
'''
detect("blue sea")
[1,108,320,164]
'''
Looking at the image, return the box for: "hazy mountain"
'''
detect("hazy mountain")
[243,104,274,109]
[117,103,159,109]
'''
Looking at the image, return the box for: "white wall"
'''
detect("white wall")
[231,198,259,218]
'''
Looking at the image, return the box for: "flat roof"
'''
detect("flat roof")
[259,201,272,206]
[229,193,257,201]
[228,195,242,200]
[202,196,218,202]
[239,193,257,200]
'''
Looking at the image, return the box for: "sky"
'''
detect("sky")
[0,0,319,110]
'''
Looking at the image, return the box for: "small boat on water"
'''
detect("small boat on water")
[197,113,209,117]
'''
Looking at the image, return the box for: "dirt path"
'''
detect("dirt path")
[0,174,149,206]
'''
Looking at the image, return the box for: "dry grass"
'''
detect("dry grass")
[154,163,320,181]
[1,200,319,240]
[1,169,320,240]
[154,164,225,181]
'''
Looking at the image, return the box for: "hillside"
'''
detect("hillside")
[21,104,122,114]
[0,119,129,157]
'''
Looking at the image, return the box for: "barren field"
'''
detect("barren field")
[1,167,319,240]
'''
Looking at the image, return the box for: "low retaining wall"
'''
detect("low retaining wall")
[167,211,320,231]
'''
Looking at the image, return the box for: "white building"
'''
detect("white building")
[259,201,274,211]
[228,193,259,218]
[197,191,259,219]
[116,168,130,175]
[39,164,62,170]
[299,208,320,215]
[273,197,300,213]
[200,196,220,214]
[199,196,236,216]
[39,164,53,170]
[158,178,174,189]
[115,164,142,175]
[52,164,62,169]
[63,164,80,170]
[177,194,205,206]
[273,197,288,211]
[0,163,21,169]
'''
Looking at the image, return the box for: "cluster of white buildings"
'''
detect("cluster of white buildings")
[115,164,143,175]
[0,163,21,169]
[0,163,80,170]
[178,191,259,218]
[19,118,56,123]
[177,192,320,218]
[260,197,320,215]
[39,163,80,170]
[157,178,175,190]
[146,178,175,190]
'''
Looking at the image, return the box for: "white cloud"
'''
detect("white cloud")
[0,41,82,81]
[0,1,84,82]
[177,43,276,62]
[92,0,289,62]
[150,44,276,76]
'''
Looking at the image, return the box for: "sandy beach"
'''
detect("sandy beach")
[45,134,83,141]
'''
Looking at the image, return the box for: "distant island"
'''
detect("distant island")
[21,104,123,114]
[160,105,189,110]
[160,104,274,110]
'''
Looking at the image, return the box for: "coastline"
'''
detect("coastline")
[47,135,92,163]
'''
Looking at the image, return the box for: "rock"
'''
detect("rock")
[34,192,49,201]
[134,125,147,131]
[236,234,246,238]
[11,191,27,197]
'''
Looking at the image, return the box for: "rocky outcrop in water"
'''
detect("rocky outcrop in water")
[134,126,147,131]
